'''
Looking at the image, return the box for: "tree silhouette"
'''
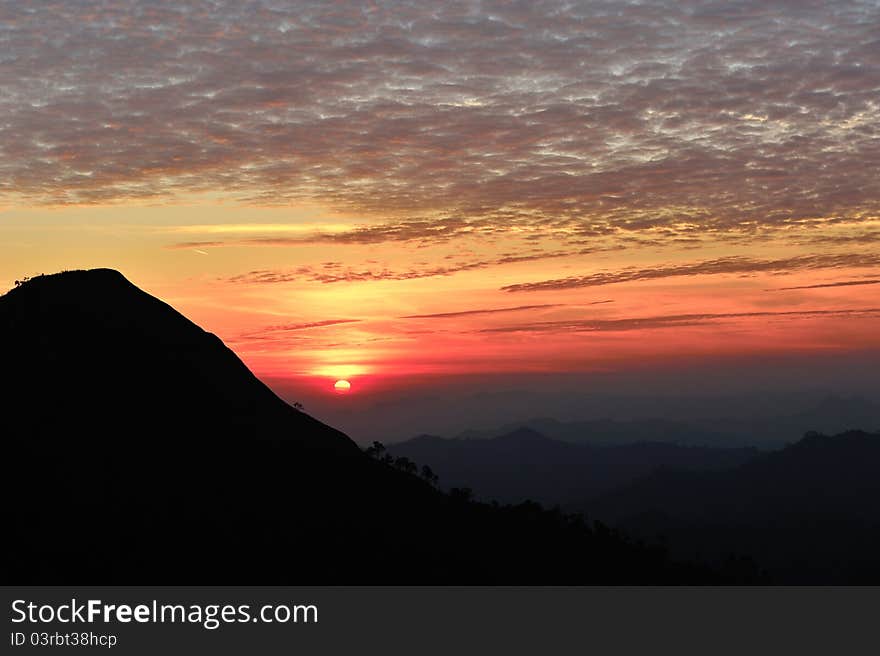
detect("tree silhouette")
[449,487,474,503]
[394,456,417,475]
[365,441,386,459]
[420,464,439,487]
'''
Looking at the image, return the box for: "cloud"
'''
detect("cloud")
[804,230,880,246]
[502,253,880,292]
[400,304,562,320]
[168,241,226,250]
[166,216,494,248]
[227,261,489,284]
[258,319,361,332]
[767,279,880,292]
[223,246,607,284]
[236,318,361,341]
[480,308,880,334]
[165,215,628,248]
[1,0,878,243]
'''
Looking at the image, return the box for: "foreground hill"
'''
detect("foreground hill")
[390,428,757,504]
[588,430,880,583]
[1,270,718,583]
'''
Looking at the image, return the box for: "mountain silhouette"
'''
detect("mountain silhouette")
[588,430,880,583]
[2,270,723,583]
[455,416,759,448]
[2,268,359,456]
[708,396,880,445]
[390,428,757,504]
[452,401,880,450]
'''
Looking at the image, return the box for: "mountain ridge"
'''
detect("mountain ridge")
[586,429,880,583]
[2,269,718,583]
[389,427,759,505]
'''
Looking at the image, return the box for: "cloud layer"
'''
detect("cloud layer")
[222,245,609,284]
[767,279,880,291]
[400,304,562,320]
[2,0,879,242]
[502,252,880,292]
[480,308,880,334]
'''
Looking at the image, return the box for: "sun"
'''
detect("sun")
[334,379,352,393]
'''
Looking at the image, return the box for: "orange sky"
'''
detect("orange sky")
[2,196,878,399]
[2,1,879,401]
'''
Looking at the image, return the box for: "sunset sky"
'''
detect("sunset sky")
[2,1,879,431]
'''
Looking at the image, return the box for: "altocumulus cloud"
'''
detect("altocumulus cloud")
[479,308,880,334]
[222,245,613,284]
[1,0,879,242]
[502,253,880,292]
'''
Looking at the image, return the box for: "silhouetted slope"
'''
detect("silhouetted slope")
[390,428,757,504]
[1,268,357,456]
[589,430,880,582]
[2,270,717,583]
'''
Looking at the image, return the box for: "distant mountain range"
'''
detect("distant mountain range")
[1,269,712,583]
[335,387,880,450]
[587,430,880,583]
[454,417,759,448]
[389,428,758,504]
[449,404,880,449]
[391,426,880,582]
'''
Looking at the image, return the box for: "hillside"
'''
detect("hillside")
[390,428,757,504]
[1,270,715,583]
[588,430,880,582]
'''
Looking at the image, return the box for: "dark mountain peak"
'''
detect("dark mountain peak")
[2,268,205,349]
[496,426,552,445]
[787,429,879,453]
[406,433,449,445]
[32,267,125,283]
[7,268,136,301]
[2,267,358,458]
